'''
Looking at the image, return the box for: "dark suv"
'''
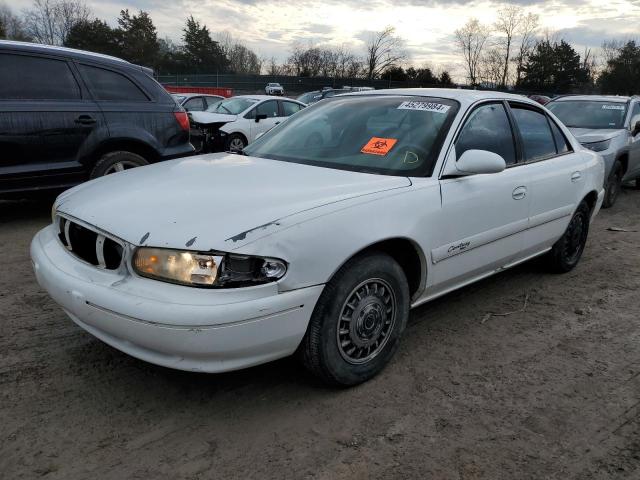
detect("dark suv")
[0,41,193,195]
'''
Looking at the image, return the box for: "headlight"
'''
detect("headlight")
[132,247,287,288]
[582,139,611,152]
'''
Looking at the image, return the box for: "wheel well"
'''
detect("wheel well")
[86,140,160,168]
[352,238,425,300]
[617,153,629,174]
[583,190,599,213]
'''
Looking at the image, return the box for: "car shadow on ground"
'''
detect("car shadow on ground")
[0,196,55,223]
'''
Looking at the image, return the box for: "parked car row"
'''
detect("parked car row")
[3,41,638,386]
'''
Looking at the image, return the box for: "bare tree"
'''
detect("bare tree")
[495,6,523,87]
[215,31,262,74]
[22,0,90,45]
[455,18,491,86]
[364,26,407,80]
[513,12,539,85]
[0,3,30,40]
[480,47,505,87]
[601,39,624,65]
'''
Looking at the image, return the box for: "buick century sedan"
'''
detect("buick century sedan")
[31,89,605,386]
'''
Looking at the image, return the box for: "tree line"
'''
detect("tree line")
[1,1,452,82]
[0,0,262,74]
[454,5,637,95]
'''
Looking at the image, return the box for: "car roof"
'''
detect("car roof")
[343,88,540,108]
[0,40,152,74]
[172,93,223,99]
[550,94,631,103]
[234,94,301,102]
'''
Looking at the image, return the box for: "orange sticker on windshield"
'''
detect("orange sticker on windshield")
[361,137,398,156]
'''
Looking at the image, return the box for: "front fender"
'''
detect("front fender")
[232,182,441,293]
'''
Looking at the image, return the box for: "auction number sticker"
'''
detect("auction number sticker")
[361,137,398,156]
[398,101,450,113]
[602,104,625,110]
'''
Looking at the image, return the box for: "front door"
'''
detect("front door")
[250,100,280,142]
[430,102,530,293]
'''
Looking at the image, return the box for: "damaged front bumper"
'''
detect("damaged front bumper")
[30,224,324,373]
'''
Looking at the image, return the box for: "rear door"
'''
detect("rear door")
[432,102,529,292]
[0,51,104,192]
[279,100,304,123]
[508,102,585,255]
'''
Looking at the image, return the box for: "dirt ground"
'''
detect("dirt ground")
[1,188,639,480]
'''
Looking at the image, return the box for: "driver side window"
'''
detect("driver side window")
[256,100,279,118]
[455,103,516,165]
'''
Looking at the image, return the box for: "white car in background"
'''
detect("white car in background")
[32,89,604,386]
[265,82,284,95]
[189,95,306,152]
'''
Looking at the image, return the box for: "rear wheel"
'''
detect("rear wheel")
[546,200,591,273]
[90,151,148,179]
[300,252,410,386]
[602,160,623,208]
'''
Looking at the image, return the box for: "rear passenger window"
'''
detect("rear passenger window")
[79,64,148,101]
[549,120,571,154]
[511,107,556,161]
[0,53,80,100]
[455,103,516,165]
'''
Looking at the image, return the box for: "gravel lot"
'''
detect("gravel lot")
[1,188,639,479]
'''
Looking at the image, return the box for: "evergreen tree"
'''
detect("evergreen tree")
[182,15,228,73]
[599,41,640,95]
[64,19,120,57]
[116,9,159,66]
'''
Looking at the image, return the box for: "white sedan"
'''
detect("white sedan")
[189,95,305,152]
[31,89,605,386]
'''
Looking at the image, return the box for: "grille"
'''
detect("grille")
[57,217,123,270]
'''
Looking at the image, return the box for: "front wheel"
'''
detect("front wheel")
[546,200,591,273]
[300,252,410,386]
[602,160,623,208]
[225,133,247,152]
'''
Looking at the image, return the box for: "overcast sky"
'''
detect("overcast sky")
[11,0,640,76]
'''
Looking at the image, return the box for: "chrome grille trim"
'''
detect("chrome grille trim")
[55,215,125,270]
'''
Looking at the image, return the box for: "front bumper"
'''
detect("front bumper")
[31,225,324,372]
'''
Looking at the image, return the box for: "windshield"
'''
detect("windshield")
[243,95,459,176]
[547,100,627,129]
[206,98,257,114]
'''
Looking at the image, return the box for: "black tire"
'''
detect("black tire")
[602,160,623,208]
[90,151,148,179]
[300,251,410,386]
[546,200,591,273]
[225,133,247,152]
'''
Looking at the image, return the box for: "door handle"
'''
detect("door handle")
[571,171,582,182]
[75,115,96,125]
[275,121,281,125]
[512,186,527,200]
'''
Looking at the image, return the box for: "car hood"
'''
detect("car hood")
[189,111,237,125]
[56,153,411,250]
[568,128,623,143]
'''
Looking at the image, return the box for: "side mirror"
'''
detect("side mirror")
[442,149,506,177]
[255,113,268,123]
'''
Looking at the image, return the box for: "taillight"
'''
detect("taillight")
[174,111,190,131]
